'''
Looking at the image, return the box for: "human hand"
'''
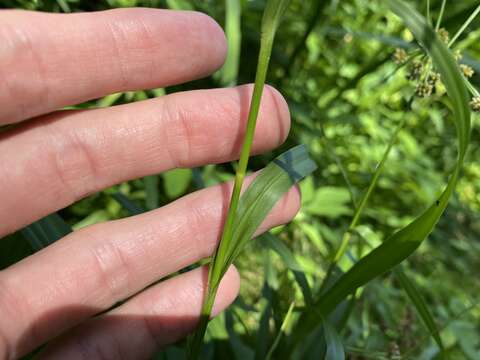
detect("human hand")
[0,8,299,360]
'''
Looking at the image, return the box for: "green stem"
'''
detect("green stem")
[463,76,480,97]
[188,2,286,355]
[319,116,406,293]
[265,301,295,360]
[448,4,480,47]
[211,30,275,277]
[435,0,446,32]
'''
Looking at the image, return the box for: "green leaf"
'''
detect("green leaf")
[112,193,145,216]
[163,168,192,199]
[323,319,345,360]
[293,0,471,341]
[21,213,72,251]
[261,232,313,305]
[144,175,159,210]
[262,0,291,34]
[220,145,317,273]
[256,259,274,360]
[189,145,316,357]
[395,267,444,351]
[0,232,32,269]
[188,1,300,355]
[265,301,295,360]
[225,310,254,360]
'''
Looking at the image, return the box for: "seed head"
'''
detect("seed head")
[415,83,433,98]
[393,48,408,64]
[406,60,423,80]
[454,50,463,61]
[427,72,441,86]
[437,28,450,43]
[460,64,474,78]
[470,96,480,112]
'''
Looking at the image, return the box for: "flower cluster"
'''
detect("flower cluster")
[470,96,480,112]
[392,27,479,111]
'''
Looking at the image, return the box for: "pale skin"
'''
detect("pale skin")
[0,8,300,360]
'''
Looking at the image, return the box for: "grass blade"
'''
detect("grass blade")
[262,232,313,305]
[265,301,295,360]
[0,233,33,269]
[112,193,145,216]
[323,319,345,360]
[188,1,296,357]
[292,0,471,341]
[255,255,274,360]
[394,267,444,351]
[448,4,480,47]
[21,213,72,251]
[188,145,316,358]
[434,0,446,32]
[144,175,159,210]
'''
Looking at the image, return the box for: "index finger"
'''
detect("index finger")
[0,8,227,124]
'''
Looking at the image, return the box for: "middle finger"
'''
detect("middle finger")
[0,84,290,236]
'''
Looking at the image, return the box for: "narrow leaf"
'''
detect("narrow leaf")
[189,145,316,357]
[21,213,72,251]
[265,301,295,360]
[112,193,145,216]
[262,232,313,305]
[395,267,444,351]
[323,319,345,360]
[144,175,159,210]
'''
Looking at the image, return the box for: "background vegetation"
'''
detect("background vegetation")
[1,0,479,359]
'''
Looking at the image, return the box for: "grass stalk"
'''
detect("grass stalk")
[435,0,446,32]
[448,4,480,47]
[265,301,295,360]
[187,1,291,358]
[319,117,405,293]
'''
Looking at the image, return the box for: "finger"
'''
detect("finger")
[0,84,290,236]
[37,266,239,360]
[0,8,226,124]
[0,177,300,357]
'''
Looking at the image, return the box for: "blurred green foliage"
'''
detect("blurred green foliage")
[1,0,480,359]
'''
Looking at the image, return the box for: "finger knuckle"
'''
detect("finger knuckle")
[87,230,135,302]
[46,121,100,202]
[0,18,50,122]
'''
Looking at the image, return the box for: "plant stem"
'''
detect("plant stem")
[448,4,480,47]
[435,0,446,32]
[265,301,295,360]
[188,4,283,356]
[319,116,406,293]
[211,30,275,280]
